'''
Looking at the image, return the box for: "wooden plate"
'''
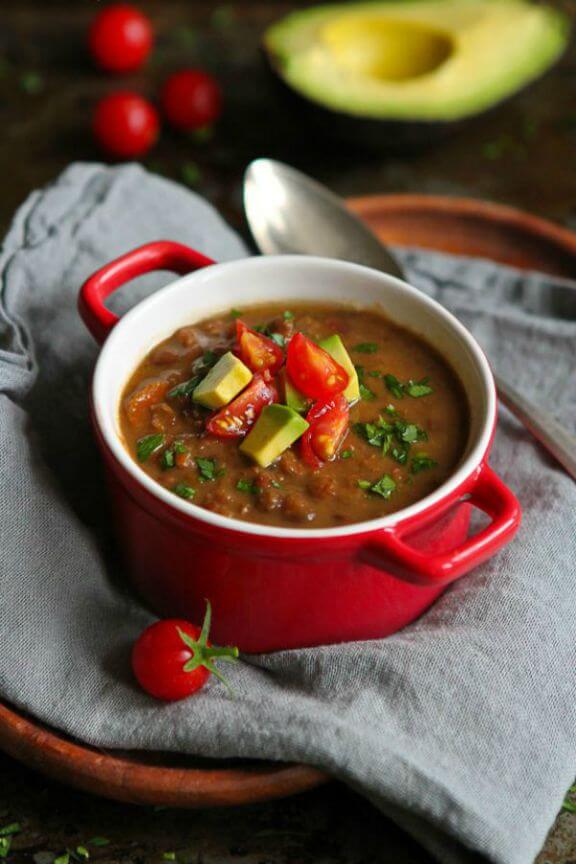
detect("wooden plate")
[2,193,575,808]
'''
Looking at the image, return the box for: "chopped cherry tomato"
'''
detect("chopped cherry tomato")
[287,333,349,400]
[132,602,238,701]
[206,375,278,437]
[236,320,284,375]
[301,395,349,468]
[89,4,153,74]
[93,91,159,158]
[161,69,222,132]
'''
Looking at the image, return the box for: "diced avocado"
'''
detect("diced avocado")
[264,2,569,124]
[279,368,311,414]
[319,334,360,403]
[240,404,309,468]
[192,352,252,409]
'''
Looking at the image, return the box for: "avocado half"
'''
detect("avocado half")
[264,0,570,146]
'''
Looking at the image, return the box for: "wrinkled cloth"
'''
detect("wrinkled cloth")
[1,163,575,864]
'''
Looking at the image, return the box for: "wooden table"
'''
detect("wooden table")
[0,2,575,861]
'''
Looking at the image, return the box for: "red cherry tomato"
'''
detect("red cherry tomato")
[89,4,153,74]
[93,91,159,158]
[286,332,349,400]
[161,69,222,131]
[206,375,278,438]
[132,602,238,701]
[302,395,350,468]
[236,320,284,375]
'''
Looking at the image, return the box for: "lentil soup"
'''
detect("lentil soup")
[119,304,469,529]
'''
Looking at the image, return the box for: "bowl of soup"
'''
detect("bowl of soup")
[79,241,520,652]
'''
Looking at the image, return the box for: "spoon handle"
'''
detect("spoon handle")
[495,373,576,481]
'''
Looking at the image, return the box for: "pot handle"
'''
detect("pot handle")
[362,464,521,587]
[79,241,215,343]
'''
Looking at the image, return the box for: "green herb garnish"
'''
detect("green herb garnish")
[384,374,405,399]
[283,310,294,320]
[391,445,409,465]
[174,484,196,500]
[384,374,434,399]
[406,378,434,398]
[88,838,110,848]
[161,449,175,470]
[0,826,20,839]
[411,453,438,474]
[341,449,353,459]
[192,350,219,373]
[236,479,257,494]
[196,457,224,482]
[358,475,396,499]
[163,854,177,862]
[359,383,376,401]
[53,855,70,864]
[230,308,242,319]
[137,434,165,463]
[76,847,90,860]
[167,375,202,400]
[353,342,378,354]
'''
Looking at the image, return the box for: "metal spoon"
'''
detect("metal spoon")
[244,158,576,482]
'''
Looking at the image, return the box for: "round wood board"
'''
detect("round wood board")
[1,193,575,809]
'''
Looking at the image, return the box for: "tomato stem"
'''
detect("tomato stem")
[177,601,239,694]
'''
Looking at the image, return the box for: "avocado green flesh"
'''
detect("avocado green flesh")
[240,405,310,468]
[193,352,253,409]
[265,0,569,122]
[319,334,360,403]
[280,369,311,414]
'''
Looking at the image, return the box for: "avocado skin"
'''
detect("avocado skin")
[263,39,569,154]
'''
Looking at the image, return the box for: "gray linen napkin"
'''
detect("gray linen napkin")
[1,163,575,864]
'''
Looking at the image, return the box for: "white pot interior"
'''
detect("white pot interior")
[92,255,495,539]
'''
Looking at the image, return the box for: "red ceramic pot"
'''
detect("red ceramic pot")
[79,241,521,652]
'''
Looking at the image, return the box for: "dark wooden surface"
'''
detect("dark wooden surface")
[1,1,575,861]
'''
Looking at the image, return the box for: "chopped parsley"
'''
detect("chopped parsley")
[406,378,434,398]
[384,374,405,399]
[230,308,242,319]
[137,433,165,463]
[236,479,257,494]
[358,474,397,499]
[161,442,187,470]
[359,382,376,401]
[341,449,353,459]
[411,453,438,474]
[173,483,196,500]
[196,457,224,482]
[283,310,295,320]
[167,374,202,400]
[384,374,434,399]
[161,449,175,470]
[354,414,427,462]
[353,342,378,354]
[192,350,220,374]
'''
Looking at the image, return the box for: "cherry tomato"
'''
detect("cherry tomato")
[236,320,284,375]
[161,69,222,131]
[286,332,349,400]
[206,375,278,438]
[132,602,238,701]
[89,4,153,74]
[93,91,159,158]
[302,395,350,468]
